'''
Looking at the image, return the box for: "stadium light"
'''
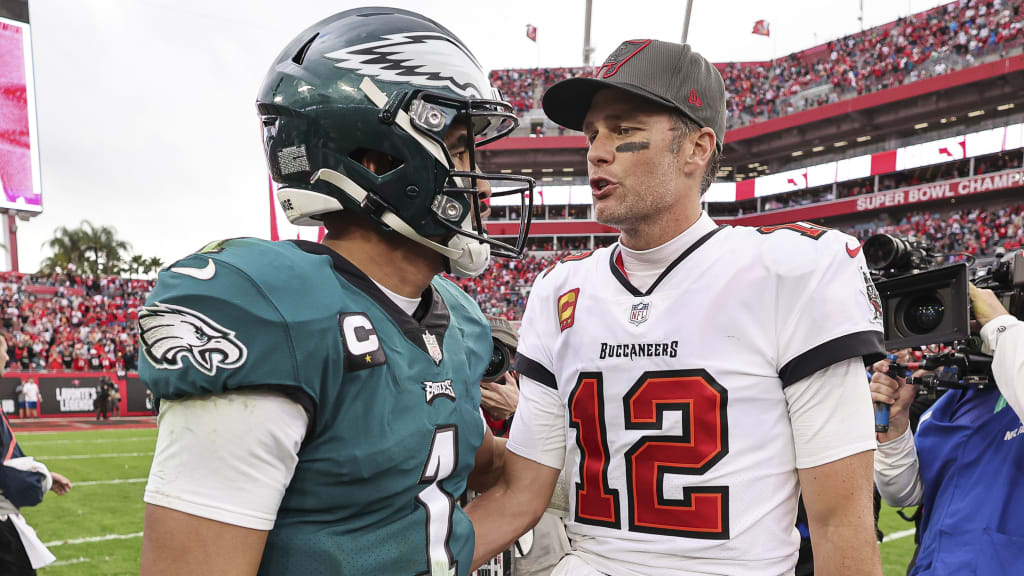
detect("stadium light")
[812,146,825,152]
[857,135,872,142]
[834,141,849,148]
[792,150,804,157]
[914,122,929,129]
[562,168,574,172]
[541,168,554,172]
[748,163,760,168]
[521,168,533,173]
[968,110,985,117]
[500,169,513,173]
[997,103,1015,111]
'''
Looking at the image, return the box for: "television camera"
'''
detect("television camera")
[863,233,1024,431]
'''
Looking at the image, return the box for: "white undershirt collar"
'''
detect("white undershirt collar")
[617,212,718,293]
[371,279,422,316]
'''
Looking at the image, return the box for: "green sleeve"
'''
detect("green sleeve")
[139,253,302,401]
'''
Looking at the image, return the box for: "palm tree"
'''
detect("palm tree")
[126,254,147,279]
[40,225,89,274]
[143,256,165,276]
[81,221,131,276]
[41,221,133,276]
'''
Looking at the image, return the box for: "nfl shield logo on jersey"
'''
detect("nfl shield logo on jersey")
[629,301,651,326]
[423,331,443,365]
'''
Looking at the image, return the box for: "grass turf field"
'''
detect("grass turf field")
[17,427,919,575]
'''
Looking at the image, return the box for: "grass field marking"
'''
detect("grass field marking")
[45,532,144,547]
[46,557,90,567]
[74,478,148,487]
[882,528,916,543]
[23,436,156,445]
[33,451,155,460]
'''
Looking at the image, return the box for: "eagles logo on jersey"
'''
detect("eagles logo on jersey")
[138,302,247,376]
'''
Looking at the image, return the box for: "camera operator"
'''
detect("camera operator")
[871,283,1024,575]
[971,284,1024,413]
[481,316,520,438]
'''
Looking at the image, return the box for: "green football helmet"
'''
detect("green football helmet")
[257,7,534,277]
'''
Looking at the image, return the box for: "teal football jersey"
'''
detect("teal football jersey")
[140,238,491,576]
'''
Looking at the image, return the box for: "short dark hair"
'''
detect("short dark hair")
[670,113,722,195]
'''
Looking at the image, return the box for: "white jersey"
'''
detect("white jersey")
[508,216,884,576]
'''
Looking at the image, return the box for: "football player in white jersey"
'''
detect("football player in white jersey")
[467,40,886,576]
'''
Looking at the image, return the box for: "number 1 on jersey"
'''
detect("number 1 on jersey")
[569,370,730,539]
[417,426,458,576]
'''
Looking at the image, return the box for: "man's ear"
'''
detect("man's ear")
[687,127,716,167]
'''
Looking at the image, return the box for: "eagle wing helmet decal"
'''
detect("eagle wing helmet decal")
[323,32,492,99]
[138,303,248,376]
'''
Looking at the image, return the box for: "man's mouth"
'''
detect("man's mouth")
[590,177,618,198]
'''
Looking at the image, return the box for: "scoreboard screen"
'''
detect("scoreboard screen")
[0,14,42,213]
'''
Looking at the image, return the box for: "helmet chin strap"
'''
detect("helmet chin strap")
[311,168,490,277]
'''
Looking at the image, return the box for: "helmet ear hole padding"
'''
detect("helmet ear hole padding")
[348,149,404,176]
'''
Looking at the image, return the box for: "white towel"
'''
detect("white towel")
[9,513,56,568]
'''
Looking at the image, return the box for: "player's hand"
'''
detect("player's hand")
[50,472,72,495]
[969,283,1008,328]
[870,353,918,442]
[481,372,519,421]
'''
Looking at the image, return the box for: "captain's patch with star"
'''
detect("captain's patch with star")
[339,313,388,371]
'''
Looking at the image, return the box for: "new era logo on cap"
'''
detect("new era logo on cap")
[688,89,702,107]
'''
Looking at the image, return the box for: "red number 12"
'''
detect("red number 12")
[569,369,730,539]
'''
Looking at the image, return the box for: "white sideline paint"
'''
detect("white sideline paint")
[33,452,154,460]
[882,528,916,543]
[75,478,147,487]
[46,556,90,567]
[45,532,143,547]
[25,436,154,445]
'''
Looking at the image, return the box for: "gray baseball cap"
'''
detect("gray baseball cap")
[486,315,518,349]
[542,40,726,151]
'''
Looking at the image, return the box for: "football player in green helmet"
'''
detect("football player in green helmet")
[139,7,532,576]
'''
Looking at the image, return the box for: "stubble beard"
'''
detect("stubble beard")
[596,176,680,243]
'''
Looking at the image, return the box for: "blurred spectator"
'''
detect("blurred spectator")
[20,381,38,419]
[110,381,121,418]
[95,377,111,421]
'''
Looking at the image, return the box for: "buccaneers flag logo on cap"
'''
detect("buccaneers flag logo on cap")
[596,39,651,78]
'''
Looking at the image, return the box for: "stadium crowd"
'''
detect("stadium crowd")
[848,200,1024,257]
[449,251,557,320]
[0,270,151,374]
[489,0,1024,129]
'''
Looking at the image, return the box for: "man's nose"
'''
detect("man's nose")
[587,131,614,167]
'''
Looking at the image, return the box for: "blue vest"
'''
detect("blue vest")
[911,387,1024,575]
